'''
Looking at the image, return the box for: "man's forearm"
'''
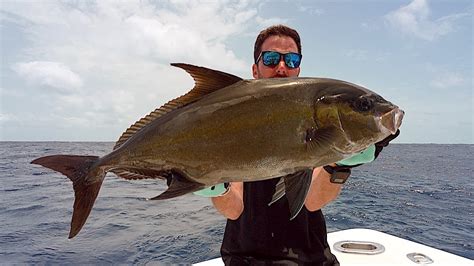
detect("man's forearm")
[212,167,341,218]
[211,182,244,220]
[304,166,342,211]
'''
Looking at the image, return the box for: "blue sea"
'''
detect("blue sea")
[0,142,472,264]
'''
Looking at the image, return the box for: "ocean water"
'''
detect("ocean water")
[0,142,472,264]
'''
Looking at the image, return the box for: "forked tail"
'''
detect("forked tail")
[31,155,103,238]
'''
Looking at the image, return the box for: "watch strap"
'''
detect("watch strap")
[323,165,352,184]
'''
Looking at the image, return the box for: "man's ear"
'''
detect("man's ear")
[252,64,258,79]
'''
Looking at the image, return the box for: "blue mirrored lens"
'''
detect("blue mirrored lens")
[262,51,281,66]
[285,53,301,68]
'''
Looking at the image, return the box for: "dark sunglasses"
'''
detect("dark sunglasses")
[255,51,302,69]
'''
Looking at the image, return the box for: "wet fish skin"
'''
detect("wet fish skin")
[106,78,401,184]
[31,63,404,238]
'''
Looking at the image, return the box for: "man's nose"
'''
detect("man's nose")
[275,59,288,77]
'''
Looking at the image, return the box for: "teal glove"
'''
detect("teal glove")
[193,183,229,197]
[338,130,400,167]
[337,144,376,166]
[325,131,400,184]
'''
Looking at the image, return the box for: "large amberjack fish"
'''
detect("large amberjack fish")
[31,63,404,238]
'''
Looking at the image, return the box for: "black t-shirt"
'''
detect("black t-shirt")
[221,177,339,265]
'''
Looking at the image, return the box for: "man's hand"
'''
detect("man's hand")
[193,183,229,197]
[337,145,376,166]
[337,129,400,167]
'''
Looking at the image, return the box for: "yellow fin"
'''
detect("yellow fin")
[113,63,243,150]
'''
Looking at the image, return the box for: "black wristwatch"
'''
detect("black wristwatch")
[323,165,352,184]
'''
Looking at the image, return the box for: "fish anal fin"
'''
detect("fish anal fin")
[149,170,205,200]
[281,169,313,220]
[113,64,243,150]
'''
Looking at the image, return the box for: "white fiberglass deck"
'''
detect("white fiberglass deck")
[194,228,473,265]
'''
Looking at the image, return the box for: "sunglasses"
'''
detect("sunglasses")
[256,51,302,69]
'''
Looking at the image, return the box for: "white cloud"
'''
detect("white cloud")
[0,86,25,97]
[12,61,83,92]
[343,49,369,61]
[1,0,260,74]
[360,21,382,31]
[424,63,468,89]
[1,0,284,140]
[342,49,390,63]
[0,113,16,123]
[430,72,466,89]
[297,5,324,16]
[385,0,468,41]
[255,16,288,28]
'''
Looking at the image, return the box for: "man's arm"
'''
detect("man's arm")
[211,182,244,220]
[211,169,339,218]
[211,172,340,219]
[304,130,401,211]
[304,166,342,211]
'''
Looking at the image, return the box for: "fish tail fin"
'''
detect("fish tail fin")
[31,155,103,238]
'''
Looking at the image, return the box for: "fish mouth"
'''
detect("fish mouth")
[379,108,404,135]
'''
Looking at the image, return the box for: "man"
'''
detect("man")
[195,25,398,265]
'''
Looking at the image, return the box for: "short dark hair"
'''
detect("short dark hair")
[253,24,302,63]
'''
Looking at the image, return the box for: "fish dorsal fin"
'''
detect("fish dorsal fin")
[113,63,243,150]
[171,63,243,95]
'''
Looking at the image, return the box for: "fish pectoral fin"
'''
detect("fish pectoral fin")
[305,126,343,151]
[149,170,205,200]
[281,169,313,220]
[111,168,166,180]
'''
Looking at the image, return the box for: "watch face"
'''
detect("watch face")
[330,171,350,184]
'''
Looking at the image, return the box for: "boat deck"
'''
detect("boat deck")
[194,228,472,265]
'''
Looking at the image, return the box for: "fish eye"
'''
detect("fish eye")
[353,96,374,112]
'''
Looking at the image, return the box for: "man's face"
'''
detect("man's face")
[252,35,301,79]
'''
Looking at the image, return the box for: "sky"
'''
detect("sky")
[0,0,472,143]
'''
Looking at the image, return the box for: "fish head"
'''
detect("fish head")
[313,80,404,154]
